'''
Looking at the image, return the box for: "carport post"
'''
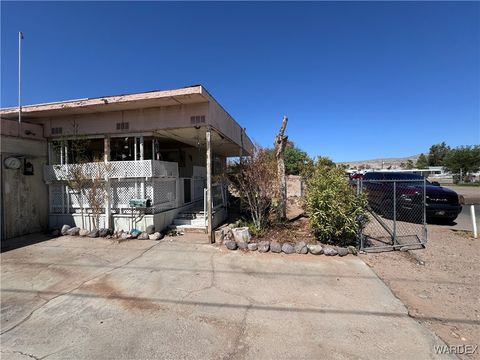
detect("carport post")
[104,136,111,230]
[206,126,213,243]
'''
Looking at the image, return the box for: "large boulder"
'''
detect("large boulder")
[61,225,71,235]
[137,232,149,240]
[307,244,323,255]
[323,247,338,256]
[79,229,89,237]
[282,242,295,254]
[232,227,251,244]
[337,247,349,257]
[66,227,80,236]
[88,229,99,238]
[295,241,308,254]
[146,225,156,235]
[247,243,258,251]
[149,232,163,240]
[258,241,270,253]
[225,240,237,250]
[270,241,282,253]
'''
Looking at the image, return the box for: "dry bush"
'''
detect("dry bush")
[229,148,279,231]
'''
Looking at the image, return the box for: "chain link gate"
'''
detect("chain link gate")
[357,178,427,252]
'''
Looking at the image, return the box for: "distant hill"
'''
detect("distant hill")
[338,154,420,169]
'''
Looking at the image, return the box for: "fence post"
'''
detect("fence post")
[471,205,478,239]
[393,181,397,246]
[423,178,427,243]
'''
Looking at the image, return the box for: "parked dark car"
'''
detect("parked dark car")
[362,172,462,223]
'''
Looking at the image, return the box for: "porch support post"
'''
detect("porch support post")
[104,136,111,230]
[139,136,145,198]
[206,126,213,243]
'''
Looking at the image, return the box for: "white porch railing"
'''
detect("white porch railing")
[44,160,178,182]
[48,178,177,214]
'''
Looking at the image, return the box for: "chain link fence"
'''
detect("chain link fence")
[357,178,427,252]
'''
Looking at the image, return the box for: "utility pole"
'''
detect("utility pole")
[18,31,23,124]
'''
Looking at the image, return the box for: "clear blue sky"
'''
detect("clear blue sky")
[1,2,479,162]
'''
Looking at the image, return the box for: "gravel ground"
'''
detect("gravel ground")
[361,225,480,360]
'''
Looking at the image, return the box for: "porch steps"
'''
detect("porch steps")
[172,208,213,231]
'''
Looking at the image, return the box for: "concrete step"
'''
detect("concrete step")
[169,224,207,233]
[173,218,207,226]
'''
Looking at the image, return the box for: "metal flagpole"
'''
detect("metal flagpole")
[18,31,23,124]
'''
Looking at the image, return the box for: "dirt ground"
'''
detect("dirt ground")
[362,225,480,359]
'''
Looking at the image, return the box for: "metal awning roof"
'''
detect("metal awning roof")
[0,85,208,119]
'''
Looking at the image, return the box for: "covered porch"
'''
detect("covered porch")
[44,126,246,241]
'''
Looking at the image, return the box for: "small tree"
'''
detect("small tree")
[416,153,429,169]
[229,148,278,232]
[284,145,313,175]
[84,161,112,230]
[428,142,451,166]
[305,158,368,246]
[444,145,480,181]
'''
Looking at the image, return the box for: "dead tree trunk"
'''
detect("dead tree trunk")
[275,116,288,221]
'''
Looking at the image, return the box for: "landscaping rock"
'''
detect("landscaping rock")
[214,228,225,243]
[307,244,323,255]
[146,225,155,235]
[79,229,89,237]
[88,229,99,238]
[295,241,308,254]
[232,227,251,243]
[225,240,237,250]
[130,229,142,237]
[61,225,71,235]
[258,241,270,252]
[270,241,282,253]
[99,228,111,237]
[282,242,295,254]
[337,247,349,257]
[237,241,248,250]
[51,229,60,236]
[66,227,80,236]
[347,246,358,255]
[247,243,258,251]
[137,232,149,240]
[224,229,233,241]
[121,233,133,240]
[149,232,163,240]
[323,247,338,256]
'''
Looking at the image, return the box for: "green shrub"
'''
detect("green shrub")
[305,161,367,246]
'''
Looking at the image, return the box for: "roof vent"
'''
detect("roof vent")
[116,122,129,130]
[190,115,205,125]
[51,127,63,135]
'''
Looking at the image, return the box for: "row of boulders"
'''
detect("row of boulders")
[57,224,163,241]
[224,239,356,257]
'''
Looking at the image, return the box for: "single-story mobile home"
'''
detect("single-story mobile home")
[0,85,254,241]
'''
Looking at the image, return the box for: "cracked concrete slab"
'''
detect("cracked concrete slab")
[1,235,452,359]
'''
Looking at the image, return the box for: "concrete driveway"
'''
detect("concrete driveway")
[1,235,450,359]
